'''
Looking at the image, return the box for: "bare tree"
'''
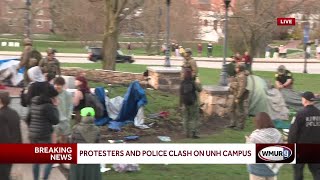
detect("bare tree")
[228,0,311,57]
[85,0,143,70]
[50,0,105,45]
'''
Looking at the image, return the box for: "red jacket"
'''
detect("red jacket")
[243,55,252,64]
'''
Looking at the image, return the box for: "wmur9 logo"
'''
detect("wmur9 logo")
[256,144,295,163]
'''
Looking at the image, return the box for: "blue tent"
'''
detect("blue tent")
[108,81,147,131]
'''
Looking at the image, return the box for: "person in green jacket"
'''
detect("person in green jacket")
[69,107,101,180]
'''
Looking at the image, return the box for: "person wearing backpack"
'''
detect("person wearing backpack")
[74,76,91,123]
[180,68,202,139]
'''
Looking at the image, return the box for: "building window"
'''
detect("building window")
[38,10,44,15]
[7,6,13,13]
[8,19,14,26]
[36,21,43,28]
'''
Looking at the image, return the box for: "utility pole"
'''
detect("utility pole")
[219,0,231,86]
[25,0,32,38]
[156,1,162,55]
[164,0,171,67]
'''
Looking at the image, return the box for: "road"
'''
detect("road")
[1,51,320,74]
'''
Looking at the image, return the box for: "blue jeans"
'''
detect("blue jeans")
[30,138,53,180]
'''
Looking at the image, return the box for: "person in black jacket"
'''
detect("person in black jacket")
[28,86,59,180]
[288,91,320,180]
[24,66,51,106]
[0,91,22,180]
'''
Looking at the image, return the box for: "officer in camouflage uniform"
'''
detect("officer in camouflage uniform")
[39,48,61,82]
[17,38,33,85]
[180,68,202,139]
[226,63,249,130]
[181,48,198,80]
[275,65,293,89]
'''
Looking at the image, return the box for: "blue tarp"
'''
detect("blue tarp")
[108,81,147,130]
[0,58,24,73]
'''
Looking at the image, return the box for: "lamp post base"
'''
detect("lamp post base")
[219,64,228,86]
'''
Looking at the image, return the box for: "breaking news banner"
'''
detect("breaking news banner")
[0,143,318,164]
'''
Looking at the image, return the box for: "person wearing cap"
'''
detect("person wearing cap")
[288,91,320,180]
[275,65,293,89]
[0,92,22,180]
[227,63,249,130]
[27,85,59,180]
[39,48,61,83]
[180,68,202,139]
[17,38,33,85]
[69,107,101,180]
[181,48,198,80]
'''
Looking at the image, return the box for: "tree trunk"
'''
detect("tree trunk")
[102,0,119,71]
[102,28,118,70]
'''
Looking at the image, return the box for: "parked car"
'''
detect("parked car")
[88,47,134,63]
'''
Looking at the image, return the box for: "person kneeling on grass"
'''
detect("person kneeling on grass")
[180,68,202,139]
[246,112,283,180]
[69,107,101,180]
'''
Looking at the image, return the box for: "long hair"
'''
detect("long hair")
[254,112,275,129]
[76,76,90,93]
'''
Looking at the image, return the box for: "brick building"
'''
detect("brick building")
[0,0,52,34]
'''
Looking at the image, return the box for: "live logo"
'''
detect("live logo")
[277,18,296,26]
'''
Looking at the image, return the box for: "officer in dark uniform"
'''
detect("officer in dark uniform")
[288,91,320,180]
[275,65,293,89]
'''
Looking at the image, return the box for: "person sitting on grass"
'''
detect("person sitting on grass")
[246,112,283,180]
[69,107,101,180]
[180,68,202,139]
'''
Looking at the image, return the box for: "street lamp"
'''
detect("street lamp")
[219,0,231,86]
[303,22,310,74]
[164,0,171,67]
[25,0,32,38]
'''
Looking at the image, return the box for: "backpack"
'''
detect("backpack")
[181,80,197,106]
[84,93,104,118]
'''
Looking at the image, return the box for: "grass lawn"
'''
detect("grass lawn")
[61,63,318,179]
[63,63,318,179]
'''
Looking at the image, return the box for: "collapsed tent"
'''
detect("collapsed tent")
[94,81,148,130]
[0,59,24,86]
[246,75,289,120]
[280,88,320,112]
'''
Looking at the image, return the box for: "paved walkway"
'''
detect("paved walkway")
[4,89,66,180]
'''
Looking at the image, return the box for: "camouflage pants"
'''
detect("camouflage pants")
[183,103,200,136]
[229,98,246,129]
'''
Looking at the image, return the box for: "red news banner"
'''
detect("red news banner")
[0,144,318,164]
[0,144,77,164]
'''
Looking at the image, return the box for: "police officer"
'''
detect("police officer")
[227,63,249,130]
[39,48,61,82]
[288,91,320,180]
[180,68,202,139]
[275,65,293,89]
[17,38,33,85]
[181,48,198,80]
